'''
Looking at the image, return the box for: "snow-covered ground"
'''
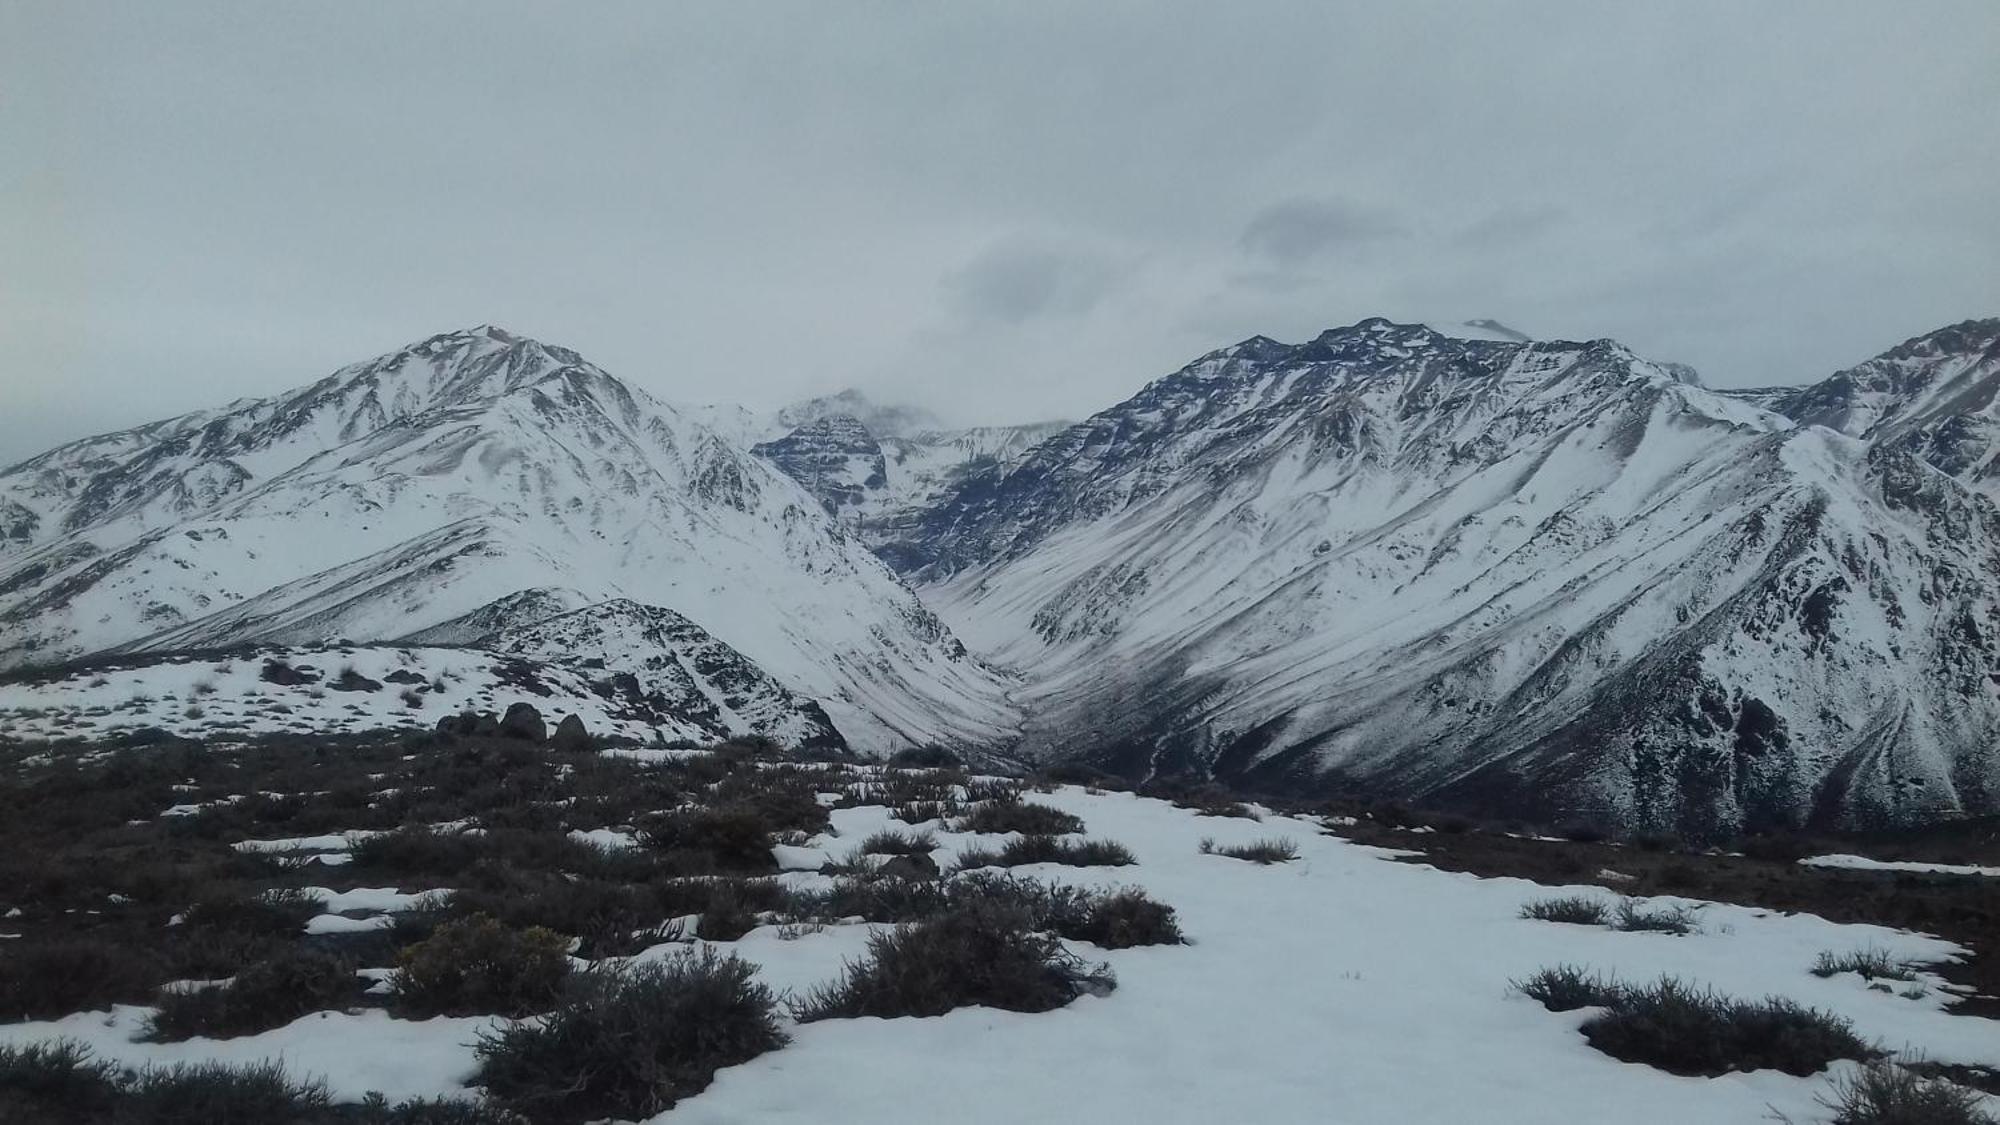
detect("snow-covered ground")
[1801,853,2000,878]
[5,783,1996,1123]
[0,646,723,744]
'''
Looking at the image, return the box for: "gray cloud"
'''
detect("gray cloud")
[1,2,1995,459]
[1239,198,1406,266]
[944,240,1120,325]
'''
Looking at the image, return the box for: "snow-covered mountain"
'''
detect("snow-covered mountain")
[745,389,1067,557]
[0,327,1020,751]
[1770,319,2000,501]
[904,318,2000,837]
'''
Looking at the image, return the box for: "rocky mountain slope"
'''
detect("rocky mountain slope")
[0,327,1019,750]
[1772,318,2000,501]
[746,389,1066,558]
[905,319,2000,836]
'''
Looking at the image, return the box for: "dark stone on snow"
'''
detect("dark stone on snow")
[549,713,592,752]
[329,668,383,693]
[501,702,546,742]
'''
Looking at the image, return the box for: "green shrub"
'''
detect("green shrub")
[391,915,570,1018]
[793,902,1114,1021]
[475,951,786,1122]
[145,949,356,1041]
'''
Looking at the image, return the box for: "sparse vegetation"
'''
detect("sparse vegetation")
[0,938,166,1021]
[474,951,786,1122]
[1813,948,1921,982]
[390,915,570,1018]
[1823,1061,1996,1125]
[1520,971,1877,1077]
[858,828,936,856]
[1520,895,1611,925]
[1199,837,1299,864]
[1514,965,1624,1011]
[793,901,1113,1021]
[145,949,357,1041]
[956,794,1085,836]
[1613,900,1698,934]
[956,835,1136,869]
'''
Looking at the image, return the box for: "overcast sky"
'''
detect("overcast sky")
[3,2,1996,465]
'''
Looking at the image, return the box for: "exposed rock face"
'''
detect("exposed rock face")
[751,416,888,514]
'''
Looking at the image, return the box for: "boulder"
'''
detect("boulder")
[550,713,593,752]
[500,702,546,742]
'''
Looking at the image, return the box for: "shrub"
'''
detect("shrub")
[943,875,1181,949]
[0,938,165,1020]
[956,836,1136,870]
[391,915,570,1018]
[1579,977,1876,1077]
[122,1059,330,1124]
[1515,965,1625,1011]
[0,1040,119,1123]
[640,808,777,872]
[346,1092,530,1123]
[891,799,957,825]
[1520,895,1611,926]
[859,829,936,856]
[886,746,961,769]
[1067,888,1183,949]
[351,827,485,876]
[695,881,765,942]
[956,796,1084,836]
[1555,820,1610,843]
[1812,949,1920,982]
[145,949,356,1041]
[793,902,1113,1021]
[1824,1062,1996,1125]
[475,951,786,1122]
[181,886,322,939]
[1171,784,1259,820]
[1613,900,1698,934]
[1199,837,1299,864]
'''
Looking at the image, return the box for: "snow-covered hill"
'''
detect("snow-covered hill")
[0,328,1020,751]
[906,318,2000,836]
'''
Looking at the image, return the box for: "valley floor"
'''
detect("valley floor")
[2,736,1997,1122]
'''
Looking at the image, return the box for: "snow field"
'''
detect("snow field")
[4,778,1996,1122]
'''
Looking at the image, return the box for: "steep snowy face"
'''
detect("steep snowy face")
[1774,319,2000,500]
[916,318,2000,836]
[0,329,1020,751]
[0,327,590,555]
